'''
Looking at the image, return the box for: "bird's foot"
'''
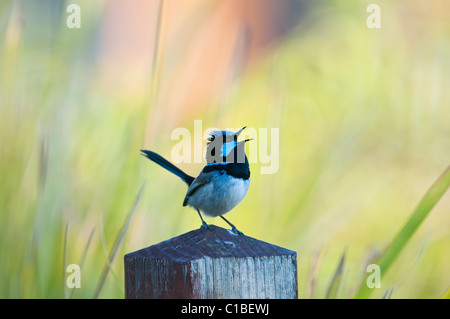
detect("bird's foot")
[201,221,213,230]
[231,226,244,236]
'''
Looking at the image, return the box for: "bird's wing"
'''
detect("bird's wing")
[182,171,216,207]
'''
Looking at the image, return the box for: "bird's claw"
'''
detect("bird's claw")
[231,226,244,236]
[201,222,213,230]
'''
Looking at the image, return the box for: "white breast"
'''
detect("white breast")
[186,173,250,218]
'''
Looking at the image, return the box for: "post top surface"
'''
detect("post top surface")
[125,225,296,262]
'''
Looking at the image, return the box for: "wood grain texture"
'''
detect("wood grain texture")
[124,225,297,299]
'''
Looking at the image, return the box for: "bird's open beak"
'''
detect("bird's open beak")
[234,126,247,137]
[235,126,253,144]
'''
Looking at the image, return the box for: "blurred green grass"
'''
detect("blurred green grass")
[0,0,449,298]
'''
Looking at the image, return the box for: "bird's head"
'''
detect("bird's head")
[206,126,251,165]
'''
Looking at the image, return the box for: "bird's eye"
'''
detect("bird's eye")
[208,135,215,142]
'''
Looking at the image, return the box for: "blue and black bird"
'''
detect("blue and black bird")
[141,126,251,234]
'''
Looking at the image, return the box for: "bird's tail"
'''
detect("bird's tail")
[140,150,195,186]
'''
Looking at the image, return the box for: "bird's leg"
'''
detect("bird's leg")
[220,216,243,235]
[197,209,212,230]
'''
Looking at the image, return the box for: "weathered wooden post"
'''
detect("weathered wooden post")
[124,225,298,299]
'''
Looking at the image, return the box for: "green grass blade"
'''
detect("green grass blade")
[308,247,322,299]
[441,286,450,299]
[68,226,95,299]
[382,286,394,299]
[80,227,96,270]
[98,213,123,291]
[93,181,147,298]
[354,165,450,298]
[99,213,111,267]
[325,249,346,299]
[62,222,69,299]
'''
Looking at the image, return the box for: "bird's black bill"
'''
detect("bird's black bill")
[234,126,247,137]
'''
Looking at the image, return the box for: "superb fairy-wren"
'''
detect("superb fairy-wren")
[141,126,251,234]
